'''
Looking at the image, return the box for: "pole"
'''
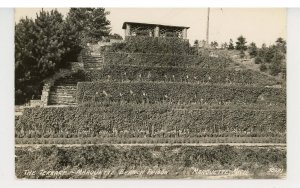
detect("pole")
[206,8,210,47]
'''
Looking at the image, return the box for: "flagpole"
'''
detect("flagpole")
[206,7,210,47]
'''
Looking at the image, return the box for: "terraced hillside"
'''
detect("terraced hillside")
[15,36,286,179]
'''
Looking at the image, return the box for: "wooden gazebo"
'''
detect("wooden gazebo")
[122,22,189,39]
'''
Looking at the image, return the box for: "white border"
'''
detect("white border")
[1,5,300,188]
[286,8,300,183]
[1,0,300,7]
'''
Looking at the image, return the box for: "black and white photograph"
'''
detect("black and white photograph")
[13,7,288,179]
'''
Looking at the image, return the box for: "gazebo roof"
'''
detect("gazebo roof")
[122,22,190,29]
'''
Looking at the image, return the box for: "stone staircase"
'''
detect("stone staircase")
[48,75,82,105]
[48,85,77,105]
[15,106,25,122]
[82,54,104,70]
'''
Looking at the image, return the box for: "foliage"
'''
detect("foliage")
[235,35,247,58]
[103,52,231,69]
[254,57,262,64]
[269,51,284,76]
[235,36,247,51]
[15,8,112,104]
[239,50,246,58]
[84,65,279,86]
[254,38,286,76]
[109,33,123,40]
[228,39,235,50]
[65,8,111,45]
[16,103,285,139]
[15,145,286,178]
[275,37,286,54]
[76,82,285,105]
[107,36,191,54]
[259,64,267,72]
[193,40,199,46]
[210,41,218,49]
[16,136,286,145]
[221,42,228,49]
[248,42,258,58]
[15,10,70,104]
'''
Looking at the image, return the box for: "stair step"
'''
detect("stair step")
[50,89,76,92]
[55,83,78,86]
[82,58,103,60]
[84,62,102,64]
[49,97,75,99]
[49,100,76,103]
[82,57,103,59]
[52,86,77,89]
[49,93,75,96]
[49,97,75,100]
[85,67,102,70]
[84,62,103,64]
[49,102,77,105]
[49,95,76,98]
[82,55,102,57]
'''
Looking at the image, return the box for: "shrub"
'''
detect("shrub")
[15,145,286,179]
[76,82,286,105]
[16,103,286,138]
[260,64,268,72]
[107,36,191,54]
[255,57,262,64]
[103,52,231,69]
[84,65,279,86]
[270,60,282,76]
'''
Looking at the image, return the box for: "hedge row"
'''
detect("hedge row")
[103,52,231,69]
[16,145,286,179]
[76,82,285,105]
[85,65,279,86]
[15,137,286,145]
[16,103,286,138]
[106,36,191,54]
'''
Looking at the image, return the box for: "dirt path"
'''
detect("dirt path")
[15,143,286,148]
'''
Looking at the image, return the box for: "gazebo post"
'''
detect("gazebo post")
[154,26,160,37]
[182,28,187,39]
[125,24,131,36]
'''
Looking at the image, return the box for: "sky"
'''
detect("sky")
[15,8,286,46]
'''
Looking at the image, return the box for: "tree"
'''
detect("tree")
[210,41,218,49]
[33,9,67,72]
[65,8,111,46]
[235,35,247,51]
[275,37,286,54]
[255,39,286,76]
[269,50,284,76]
[269,58,282,76]
[193,40,199,47]
[15,8,112,104]
[60,16,83,62]
[248,42,258,58]
[15,17,37,104]
[264,46,276,63]
[221,42,228,49]
[235,36,247,58]
[228,39,234,50]
[15,9,72,104]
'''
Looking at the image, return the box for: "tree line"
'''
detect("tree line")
[194,36,286,78]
